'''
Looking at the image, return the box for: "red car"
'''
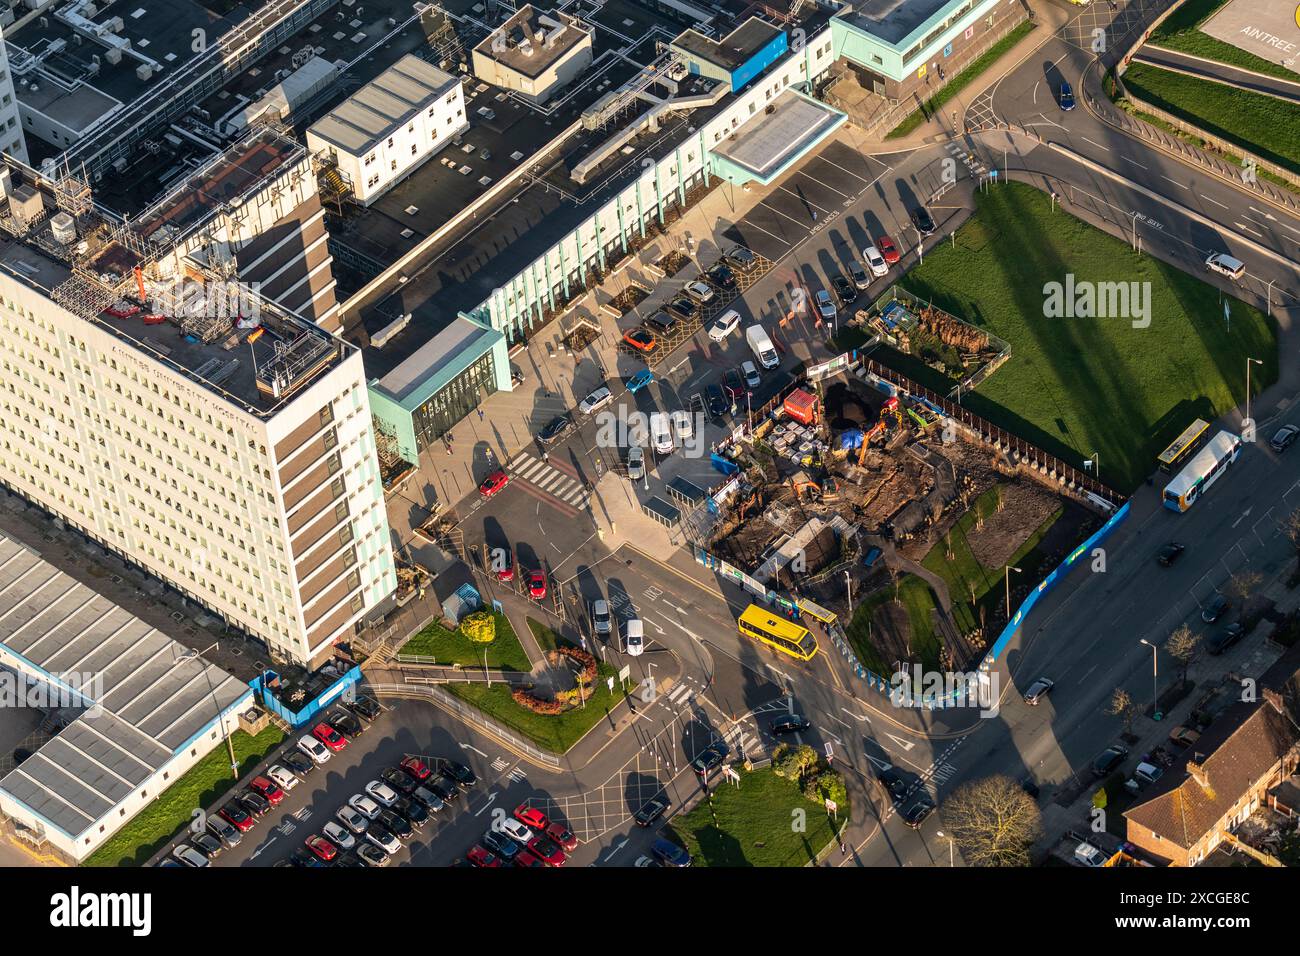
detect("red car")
[250,776,285,806]
[514,805,548,831]
[312,722,347,752]
[467,845,502,868]
[546,821,578,852]
[876,234,900,264]
[400,756,432,782]
[219,804,255,832]
[305,835,337,862]
[479,470,510,499]
[514,850,547,868]
[527,571,547,600]
[527,834,567,867]
[495,550,514,583]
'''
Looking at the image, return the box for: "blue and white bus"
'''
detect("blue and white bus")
[1162,430,1242,512]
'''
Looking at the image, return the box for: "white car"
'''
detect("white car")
[322,821,356,850]
[364,826,402,856]
[671,409,693,443]
[624,618,645,657]
[684,280,715,305]
[267,765,299,792]
[627,445,645,481]
[708,309,741,342]
[336,804,370,835]
[365,780,399,807]
[297,735,331,766]
[499,817,534,843]
[578,386,613,415]
[741,360,761,389]
[348,794,383,820]
[863,245,888,278]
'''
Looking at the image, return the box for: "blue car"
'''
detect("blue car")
[1059,81,1075,112]
[651,837,691,867]
[627,370,655,394]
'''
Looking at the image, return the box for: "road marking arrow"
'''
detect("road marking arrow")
[460,743,489,758]
[603,838,629,862]
[473,791,498,817]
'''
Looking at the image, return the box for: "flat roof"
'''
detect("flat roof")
[473,5,592,80]
[671,17,784,73]
[0,530,250,841]
[711,90,844,180]
[375,315,504,406]
[837,0,969,47]
[309,54,459,157]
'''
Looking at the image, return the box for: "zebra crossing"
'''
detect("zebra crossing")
[508,452,591,511]
[719,722,760,760]
[944,139,987,178]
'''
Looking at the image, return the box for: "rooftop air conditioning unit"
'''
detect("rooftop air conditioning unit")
[50,212,76,245]
[105,47,122,65]
[136,64,152,81]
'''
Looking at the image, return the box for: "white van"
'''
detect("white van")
[671,410,693,444]
[746,324,779,370]
[624,618,644,656]
[650,412,674,455]
[1205,252,1245,280]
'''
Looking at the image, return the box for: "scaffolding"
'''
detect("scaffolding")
[424,4,468,71]
[256,331,337,400]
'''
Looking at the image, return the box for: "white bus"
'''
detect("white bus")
[1162,430,1242,512]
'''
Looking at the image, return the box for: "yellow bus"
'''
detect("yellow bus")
[1157,418,1210,474]
[738,604,819,662]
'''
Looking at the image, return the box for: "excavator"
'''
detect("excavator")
[857,397,902,465]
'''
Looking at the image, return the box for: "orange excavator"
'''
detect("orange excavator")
[858,396,902,466]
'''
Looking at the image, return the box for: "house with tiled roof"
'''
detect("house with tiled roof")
[1124,647,1300,866]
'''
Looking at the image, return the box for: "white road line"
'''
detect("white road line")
[1121,155,1148,170]
[1234,222,1264,238]
[1201,194,1229,210]
[1161,176,1189,190]
[1081,136,1107,150]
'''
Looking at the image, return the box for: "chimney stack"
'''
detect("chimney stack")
[1187,760,1211,792]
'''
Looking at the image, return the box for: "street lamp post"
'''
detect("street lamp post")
[845,570,853,612]
[1246,357,1262,431]
[1139,638,1161,720]
[174,643,238,780]
[1266,280,1275,319]
[1005,565,1022,620]
[936,830,955,867]
[1131,211,1139,251]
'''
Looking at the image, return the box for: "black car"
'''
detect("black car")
[191,832,224,859]
[690,743,728,775]
[848,261,871,291]
[378,809,413,841]
[644,310,678,334]
[910,206,936,236]
[334,852,365,867]
[831,274,856,306]
[206,815,242,849]
[877,766,908,801]
[345,695,382,721]
[289,847,325,868]
[665,296,698,321]
[1092,745,1129,778]
[237,790,271,818]
[356,842,389,867]
[381,767,419,796]
[1156,542,1185,567]
[770,714,811,735]
[326,709,363,739]
[442,761,477,789]
[1270,424,1300,452]
[391,795,430,828]
[539,414,573,445]
[482,829,521,860]
[706,263,736,290]
[429,776,461,803]
[411,785,446,813]
[723,246,757,271]
[1208,622,1246,655]
[634,796,671,827]
[281,749,316,776]
[901,798,935,829]
[1201,594,1230,623]
[705,384,728,419]
[721,368,744,401]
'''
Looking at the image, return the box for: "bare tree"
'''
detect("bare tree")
[1284,508,1300,554]
[941,775,1042,867]
[1228,570,1263,608]
[1107,687,1138,736]
[1165,625,1201,688]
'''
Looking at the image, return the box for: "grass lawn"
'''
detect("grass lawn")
[1121,63,1300,177]
[527,616,561,654]
[444,662,628,754]
[1148,0,1299,82]
[84,726,285,867]
[897,182,1277,492]
[400,611,531,671]
[845,576,944,675]
[887,21,1035,139]
[669,768,846,866]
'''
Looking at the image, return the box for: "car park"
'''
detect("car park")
[356,842,389,867]
[312,722,347,752]
[705,384,728,419]
[207,815,242,848]
[482,829,521,860]
[708,308,742,342]
[742,360,761,389]
[467,845,502,867]
[336,805,369,835]
[665,296,698,321]
[592,599,613,639]
[365,781,400,807]
[1208,622,1245,655]
[305,835,337,862]
[1156,542,1185,567]
[400,756,432,782]
[267,765,299,792]
[378,809,413,841]
[902,798,935,829]
[326,709,363,739]
[528,570,548,600]
[876,234,900,264]
[723,246,757,271]
[478,470,510,499]
[411,785,446,814]
[578,386,613,415]
[297,735,331,765]
[539,414,574,444]
[237,790,271,818]
[173,844,210,867]
[848,261,871,290]
[684,280,715,304]
[430,776,460,803]
[814,288,836,320]
[863,245,888,277]
[652,837,691,867]
[381,767,419,795]
[346,695,381,721]
[634,796,670,827]
[392,795,429,828]
[644,310,678,335]
[672,409,694,443]
[690,743,727,775]
[910,206,936,236]
[364,823,402,856]
[623,328,657,353]
[1092,745,1129,778]
[831,273,855,306]
[1201,595,1230,623]
[1270,424,1299,452]
[770,714,810,735]
[627,369,655,393]
[706,262,736,290]
[626,445,645,480]
[191,833,224,860]
[1022,678,1054,706]
[1059,80,1075,111]
[249,776,284,806]
[280,749,316,776]
[219,804,254,832]
[349,794,383,820]
[546,821,578,851]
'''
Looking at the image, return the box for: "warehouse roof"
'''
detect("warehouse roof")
[0,531,250,841]
[309,54,460,157]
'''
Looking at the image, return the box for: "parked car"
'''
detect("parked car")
[527,835,566,866]
[684,280,716,305]
[626,445,645,481]
[237,790,270,818]
[191,832,224,860]
[770,714,810,735]
[219,804,255,833]
[514,850,547,868]
[481,829,521,861]
[326,709,363,739]
[1168,725,1201,749]
[651,837,691,867]
[289,847,324,868]
[901,797,935,829]
[365,780,400,807]
[546,821,578,851]
[443,761,477,789]
[862,245,888,277]
[1208,621,1246,655]
[578,386,613,415]
[381,766,419,795]
[592,599,613,639]
[634,796,670,827]
[1092,745,1129,778]
[1201,594,1230,623]
[344,695,381,722]
[644,311,678,335]
[305,835,337,863]
[392,795,429,828]
[722,367,745,400]
[335,805,370,835]
[1270,424,1300,452]
[266,765,299,792]
[1022,677,1055,706]
[280,749,316,776]
[466,845,502,868]
[624,618,644,656]
[514,804,548,832]
[356,842,390,867]
[1156,542,1185,567]
[477,469,511,499]
[848,261,871,290]
[249,776,284,806]
[706,262,736,290]
[623,327,657,353]
[672,409,694,444]
[311,722,347,752]
[876,234,900,264]
[705,384,728,419]
[429,776,460,803]
[742,360,762,389]
[831,273,856,306]
[910,206,936,236]
[378,809,413,841]
[206,815,242,849]
[539,414,573,444]
[723,246,757,271]
[348,794,383,820]
[364,823,402,856]
[708,308,742,342]
[334,852,364,868]
[172,844,210,867]
[627,369,655,394]
[411,785,446,814]
[499,817,534,844]
[665,296,698,321]
[1059,80,1076,111]
[495,549,515,582]
[814,288,836,320]
[400,756,432,782]
[296,735,331,765]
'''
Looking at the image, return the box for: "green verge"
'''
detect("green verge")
[1121,63,1300,178]
[895,181,1276,492]
[886,20,1036,139]
[1148,0,1299,82]
[669,767,846,867]
[443,662,628,754]
[399,610,531,671]
[83,725,285,867]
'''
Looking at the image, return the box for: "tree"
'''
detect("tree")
[1284,508,1300,555]
[1165,625,1201,688]
[460,611,496,645]
[1107,687,1137,736]
[772,743,819,782]
[941,775,1042,867]
[1228,570,1263,607]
